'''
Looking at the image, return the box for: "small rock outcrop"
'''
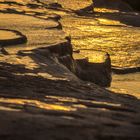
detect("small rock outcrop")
[0,29,27,46]
[75,52,111,87]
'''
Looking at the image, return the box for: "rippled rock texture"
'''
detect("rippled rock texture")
[59,0,140,95]
[0,0,140,140]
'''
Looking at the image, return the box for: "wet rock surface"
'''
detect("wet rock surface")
[0,0,140,139]
[59,0,140,96]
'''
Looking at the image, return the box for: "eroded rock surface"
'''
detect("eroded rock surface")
[58,0,140,95]
[0,0,140,140]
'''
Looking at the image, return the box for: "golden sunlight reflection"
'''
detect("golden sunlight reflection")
[0,96,123,113]
[0,96,103,113]
[94,8,119,13]
[80,50,108,63]
[45,95,121,107]
[97,18,126,26]
[0,98,76,112]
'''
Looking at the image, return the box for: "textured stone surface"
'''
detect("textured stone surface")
[59,0,140,98]
[0,0,140,140]
[0,29,27,46]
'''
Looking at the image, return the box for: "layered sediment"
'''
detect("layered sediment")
[0,29,27,47]
[0,0,140,139]
[59,0,140,95]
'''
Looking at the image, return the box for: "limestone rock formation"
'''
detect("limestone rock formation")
[0,0,140,140]
[0,29,27,47]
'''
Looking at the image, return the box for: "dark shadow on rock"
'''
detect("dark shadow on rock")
[74,3,94,16]
[98,11,140,27]
[75,56,112,87]
[0,61,139,103]
[0,29,27,47]
[122,0,140,11]
[0,61,140,139]
[0,1,24,6]
[93,0,133,12]
[76,10,140,27]
[112,66,140,74]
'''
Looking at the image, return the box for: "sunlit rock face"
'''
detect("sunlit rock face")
[57,0,93,10]
[0,0,79,82]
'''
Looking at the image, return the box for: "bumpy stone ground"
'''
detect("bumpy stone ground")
[0,0,140,139]
[58,0,140,97]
